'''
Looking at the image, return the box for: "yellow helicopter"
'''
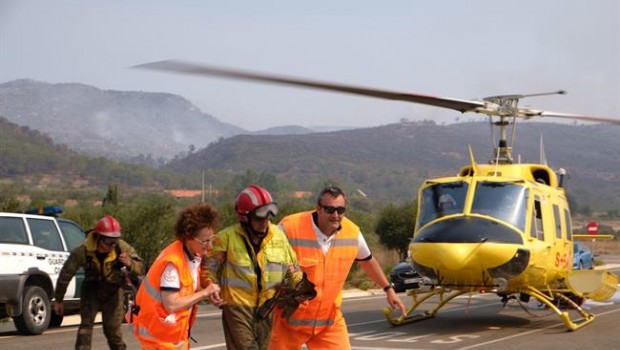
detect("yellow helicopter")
[134,60,619,331]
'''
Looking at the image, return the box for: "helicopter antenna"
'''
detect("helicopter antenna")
[539,135,548,165]
[468,145,479,175]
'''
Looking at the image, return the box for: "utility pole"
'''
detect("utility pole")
[201,170,205,203]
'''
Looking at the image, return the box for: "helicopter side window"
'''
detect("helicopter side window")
[553,205,562,239]
[564,209,573,241]
[418,182,468,227]
[532,197,544,241]
[529,213,537,239]
[470,182,527,232]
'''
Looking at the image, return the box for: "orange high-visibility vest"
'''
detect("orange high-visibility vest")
[133,241,198,349]
[278,211,359,333]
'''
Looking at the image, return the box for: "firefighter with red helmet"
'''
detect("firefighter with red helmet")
[54,215,144,350]
[202,185,305,350]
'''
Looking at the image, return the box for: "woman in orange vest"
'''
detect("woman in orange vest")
[132,202,223,350]
[269,186,407,350]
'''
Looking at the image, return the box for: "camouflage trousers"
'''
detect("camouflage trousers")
[75,282,126,350]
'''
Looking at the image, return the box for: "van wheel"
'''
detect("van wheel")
[13,285,51,335]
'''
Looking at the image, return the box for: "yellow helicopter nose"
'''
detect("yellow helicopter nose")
[434,244,481,270]
[412,242,523,284]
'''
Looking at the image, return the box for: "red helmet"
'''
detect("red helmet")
[235,185,278,219]
[95,215,122,238]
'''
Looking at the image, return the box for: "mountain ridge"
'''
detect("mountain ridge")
[0,79,244,161]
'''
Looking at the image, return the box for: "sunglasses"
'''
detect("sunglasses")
[320,205,346,215]
[253,203,278,219]
[192,236,213,246]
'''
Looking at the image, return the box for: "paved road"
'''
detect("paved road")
[2,266,618,349]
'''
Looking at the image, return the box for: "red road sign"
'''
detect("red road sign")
[586,221,599,235]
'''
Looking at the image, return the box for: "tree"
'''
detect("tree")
[102,184,120,207]
[226,170,282,197]
[375,201,416,261]
[106,194,177,269]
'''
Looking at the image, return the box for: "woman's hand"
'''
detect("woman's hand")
[203,283,226,307]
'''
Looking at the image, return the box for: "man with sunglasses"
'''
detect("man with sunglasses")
[54,215,144,350]
[269,186,407,350]
[202,185,302,350]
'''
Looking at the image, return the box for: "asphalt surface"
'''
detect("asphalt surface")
[1,257,619,349]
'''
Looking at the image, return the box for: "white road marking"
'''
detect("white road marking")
[453,307,620,350]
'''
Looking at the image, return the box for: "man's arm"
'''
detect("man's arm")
[53,249,84,316]
[119,241,145,276]
[359,257,407,316]
[54,250,82,302]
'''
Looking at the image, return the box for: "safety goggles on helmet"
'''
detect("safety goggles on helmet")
[100,236,120,247]
[252,203,278,219]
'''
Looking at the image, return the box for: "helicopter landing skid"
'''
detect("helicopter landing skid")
[384,288,468,326]
[522,286,594,331]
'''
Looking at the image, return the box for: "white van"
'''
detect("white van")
[0,209,85,335]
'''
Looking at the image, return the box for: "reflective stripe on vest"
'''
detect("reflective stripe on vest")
[133,241,196,345]
[279,211,359,332]
[136,325,186,349]
[207,223,297,307]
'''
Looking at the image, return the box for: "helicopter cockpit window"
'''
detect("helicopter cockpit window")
[471,182,527,232]
[418,182,468,227]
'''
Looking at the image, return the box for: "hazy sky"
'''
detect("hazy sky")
[2,0,619,131]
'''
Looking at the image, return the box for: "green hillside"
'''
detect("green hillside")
[166,120,620,211]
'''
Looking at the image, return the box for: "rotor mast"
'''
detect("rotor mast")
[483,90,566,165]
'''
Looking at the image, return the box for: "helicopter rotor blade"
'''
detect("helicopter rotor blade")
[133,60,620,124]
[133,60,486,114]
[520,109,620,125]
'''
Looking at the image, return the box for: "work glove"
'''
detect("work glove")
[257,270,292,320]
[257,271,317,320]
[277,272,317,319]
